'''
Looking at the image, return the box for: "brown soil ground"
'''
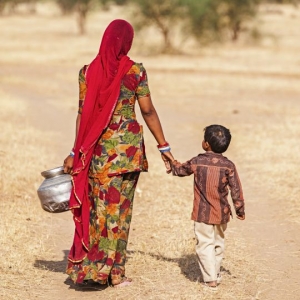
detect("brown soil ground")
[1,3,300,300]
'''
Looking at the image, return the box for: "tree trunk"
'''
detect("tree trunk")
[231,21,241,41]
[161,27,173,53]
[28,2,36,14]
[77,2,88,35]
[152,15,176,54]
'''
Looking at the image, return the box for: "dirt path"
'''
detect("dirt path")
[239,190,300,299]
[18,73,300,299]
[1,7,300,300]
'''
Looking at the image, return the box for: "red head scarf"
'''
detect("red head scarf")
[68,20,134,263]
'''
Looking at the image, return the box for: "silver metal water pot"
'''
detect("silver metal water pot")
[37,166,71,213]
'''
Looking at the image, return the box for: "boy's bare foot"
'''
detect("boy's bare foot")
[203,280,217,287]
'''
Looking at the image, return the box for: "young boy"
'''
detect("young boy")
[171,124,245,288]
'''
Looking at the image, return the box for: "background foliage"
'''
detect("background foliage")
[0,0,299,50]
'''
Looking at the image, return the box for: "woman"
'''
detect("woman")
[63,19,173,287]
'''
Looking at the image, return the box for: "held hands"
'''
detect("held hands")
[161,151,174,174]
[63,155,74,174]
[157,142,175,174]
[237,214,245,220]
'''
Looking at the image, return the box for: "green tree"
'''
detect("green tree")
[56,0,92,34]
[181,0,260,43]
[108,0,186,53]
[223,0,260,41]
[56,0,76,14]
[180,0,223,43]
[76,0,90,34]
[56,0,109,34]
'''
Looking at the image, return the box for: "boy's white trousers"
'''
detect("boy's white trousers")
[194,221,227,282]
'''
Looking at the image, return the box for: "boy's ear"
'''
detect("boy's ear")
[204,141,210,149]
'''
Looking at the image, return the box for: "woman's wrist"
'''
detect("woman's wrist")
[70,147,75,157]
[157,142,171,153]
[157,141,169,148]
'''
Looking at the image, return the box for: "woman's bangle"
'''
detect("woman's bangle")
[70,150,75,157]
[157,142,171,153]
[157,142,169,149]
[158,145,171,153]
[159,147,171,153]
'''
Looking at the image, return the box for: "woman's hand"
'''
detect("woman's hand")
[237,214,245,220]
[161,151,174,174]
[137,96,175,174]
[63,155,74,174]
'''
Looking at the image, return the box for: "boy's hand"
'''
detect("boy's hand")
[236,214,245,220]
[171,160,181,167]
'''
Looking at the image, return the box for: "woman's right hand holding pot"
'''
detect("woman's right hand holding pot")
[63,155,74,174]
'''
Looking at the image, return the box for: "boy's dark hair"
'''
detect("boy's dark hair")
[204,125,231,153]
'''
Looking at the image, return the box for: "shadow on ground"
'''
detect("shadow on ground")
[34,249,109,291]
[128,250,231,282]
[34,249,231,286]
[34,249,69,273]
[64,278,109,292]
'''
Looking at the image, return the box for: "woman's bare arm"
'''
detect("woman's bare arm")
[74,113,81,146]
[63,113,81,173]
[138,96,174,171]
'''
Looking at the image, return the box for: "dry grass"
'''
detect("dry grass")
[0,92,58,298]
[0,3,300,300]
[0,91,260,300]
